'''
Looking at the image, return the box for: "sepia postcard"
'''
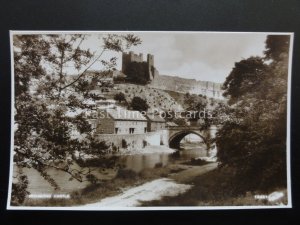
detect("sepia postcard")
[7,31,293,210]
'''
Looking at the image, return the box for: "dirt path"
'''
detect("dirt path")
[80,162,218,208]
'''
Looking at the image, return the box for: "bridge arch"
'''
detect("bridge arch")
[168,130,206,149]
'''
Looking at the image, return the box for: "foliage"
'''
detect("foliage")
[11,173,29,206]
[222,57,268,104]
[13,33,141,196]
[130,96,149,112]
[216,35,290,192]
[114,92,126,102]
[264,35,290,61]
[184,92,208,112]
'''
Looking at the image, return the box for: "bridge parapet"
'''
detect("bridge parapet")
[167,125,219,149]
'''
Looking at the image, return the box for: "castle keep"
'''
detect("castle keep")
[122,51,159,81]
[121,51,223,98]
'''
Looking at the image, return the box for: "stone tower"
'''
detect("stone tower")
[122,51,143,73]
[147,54,156,80]
[122,51,159,81]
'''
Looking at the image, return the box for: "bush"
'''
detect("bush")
[130,97,149,112]
[76,156,119,168]
[116,169,138,179]
[11,174,29,206]
[143,140,147,148]
[114,92,126,102]
[190,157,208,166]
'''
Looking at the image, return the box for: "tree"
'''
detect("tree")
[114,92,126,103]
[215,35,290,193]
[222,57,268,104]
[264,35,290,61]
[12,33,141,204]
[184,92,208,112]
[130,96,149,112]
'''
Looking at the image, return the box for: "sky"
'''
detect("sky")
[76,32,268,83]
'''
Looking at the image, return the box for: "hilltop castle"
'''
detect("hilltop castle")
[121,51,223,98]
[122,51,159,81]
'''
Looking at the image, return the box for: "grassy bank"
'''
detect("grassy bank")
[23,159,287,207]
[23,164,183,207]
[141,166,288,206]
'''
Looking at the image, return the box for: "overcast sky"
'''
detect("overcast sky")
[82,32,268,83]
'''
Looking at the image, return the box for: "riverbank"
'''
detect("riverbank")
[81,178,192,207]
[22,143,218,207]
[24,160,216,207]
[116,145,176,155]
[79,162,218,208]
[141,166,288,207]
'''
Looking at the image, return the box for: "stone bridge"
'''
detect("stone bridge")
[168,125,218,149]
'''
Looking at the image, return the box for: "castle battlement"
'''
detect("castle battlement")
[122,51,158,81]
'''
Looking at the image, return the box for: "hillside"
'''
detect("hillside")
[104,83,184,112]
[149,75,224,99]
[164,90,224,111]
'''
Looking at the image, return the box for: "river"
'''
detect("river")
[14,142,208,196]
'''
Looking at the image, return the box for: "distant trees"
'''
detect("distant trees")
[130,96,149,112]
[183,92,209,122]
[216,35,290,193]
[184,92,208,111]
[12,33,141,205]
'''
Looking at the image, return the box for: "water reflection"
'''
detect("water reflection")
[119,144,207,173]
[15,143,207,194]
[119,153,171,172]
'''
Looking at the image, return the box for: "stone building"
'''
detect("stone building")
[95,107,148,135]
[146,114,166,132]
[122,51,159,81]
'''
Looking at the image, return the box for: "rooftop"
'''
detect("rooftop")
[166,122,178,127]
[146,114,166,123]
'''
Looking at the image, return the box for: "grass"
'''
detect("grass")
[23,161,288,207]
[141,167,288,207]
[23,165,179,207]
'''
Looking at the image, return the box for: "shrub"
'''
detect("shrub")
[11,174,29,206]
[130,97,149,112]
[116,169,138,179]
[122,139,128,148]
[114,92,126,102]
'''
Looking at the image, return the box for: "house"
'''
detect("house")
[86,99,118,134]
[95,107,148,134]
[146,114,166,132]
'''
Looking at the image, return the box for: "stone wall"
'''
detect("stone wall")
[149,74,223,99]
[96,116,115,134]
[122,51,144,73]
[115,120,147,134]
[95,130,169,152]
